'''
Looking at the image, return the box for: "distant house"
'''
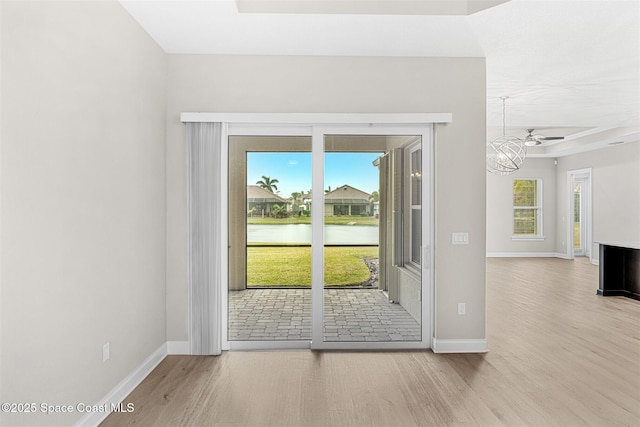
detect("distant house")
[372,201,380,217]
[324,184,371,216]
[301,193,312,210]
[247,185,288,216]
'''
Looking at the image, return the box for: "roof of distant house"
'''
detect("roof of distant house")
[247,185,288,203]
[324,184,370,203]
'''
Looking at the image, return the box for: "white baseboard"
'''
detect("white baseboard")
[486,252,577,259]
[486,252,558,258]
[432,338,487,353]
[485,252,598,263]
[167,340,190,355]
[74,343,168,427]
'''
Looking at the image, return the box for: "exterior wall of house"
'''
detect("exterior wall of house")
[324,203,369,216]
[1,1,167,425]
[166,54,487,344]
[394,267,421,322]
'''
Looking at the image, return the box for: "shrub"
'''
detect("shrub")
[270,204,289,218]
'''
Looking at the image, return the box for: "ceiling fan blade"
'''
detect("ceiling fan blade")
[523,129,565,146]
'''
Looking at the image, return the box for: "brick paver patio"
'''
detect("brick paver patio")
[228,288,421,342]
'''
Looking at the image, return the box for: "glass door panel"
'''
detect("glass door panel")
[228,136,312,342]
[322,135,422,343]
[574,181,583,255]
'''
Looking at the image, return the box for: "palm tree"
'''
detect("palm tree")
[290,191,302,214]
[256,176,279,193]
[270,204,287,218]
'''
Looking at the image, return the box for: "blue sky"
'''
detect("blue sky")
[247,152,382,198]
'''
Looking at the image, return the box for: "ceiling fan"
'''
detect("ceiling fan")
[524,129,565,147]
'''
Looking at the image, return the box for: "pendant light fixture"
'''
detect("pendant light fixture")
[487,96,526,175]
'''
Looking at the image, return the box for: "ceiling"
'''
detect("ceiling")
[119,0,640,158]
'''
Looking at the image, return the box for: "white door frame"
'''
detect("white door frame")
[181,112,450,351]
[311,125,434,350]
[567,168,592,261]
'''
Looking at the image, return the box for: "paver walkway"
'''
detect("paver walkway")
[228,288,421,342]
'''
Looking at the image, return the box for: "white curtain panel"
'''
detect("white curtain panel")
[186,122,222,355]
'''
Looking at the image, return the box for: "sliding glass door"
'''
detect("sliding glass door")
[228,136,312,345]
[227,125,432,350]
[321,135,422,344]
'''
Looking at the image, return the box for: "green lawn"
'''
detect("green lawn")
[247,246,378,287]
[247,215,379,226]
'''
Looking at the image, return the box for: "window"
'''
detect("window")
[409,143,422,265]
[513,179,542,237]
[392,137,424,271]
[333,205,349,215]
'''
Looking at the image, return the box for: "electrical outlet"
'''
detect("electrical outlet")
[103,342,110,362]
[458,303,466,315]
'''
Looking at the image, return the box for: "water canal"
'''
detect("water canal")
[247,224,379,245]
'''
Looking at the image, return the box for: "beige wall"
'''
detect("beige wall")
[486,158,558,254]
[556,142,640,261]
[0,1,167,425]
[166,54,487,342]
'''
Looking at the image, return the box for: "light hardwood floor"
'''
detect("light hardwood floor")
[102,258,640,426]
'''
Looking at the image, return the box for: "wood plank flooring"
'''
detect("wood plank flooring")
[102,257,640,426]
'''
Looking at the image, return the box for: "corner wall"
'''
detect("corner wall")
[0,1,167,425]
[166,54,487,344]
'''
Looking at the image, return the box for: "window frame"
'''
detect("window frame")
[404,139,422,268]
[512,178,544,240]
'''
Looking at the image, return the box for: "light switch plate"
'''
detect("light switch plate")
[452,232,469,245]
[103,342,110,362]
[458,303,466,315]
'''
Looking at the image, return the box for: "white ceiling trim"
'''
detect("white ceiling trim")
[526,131,640,158]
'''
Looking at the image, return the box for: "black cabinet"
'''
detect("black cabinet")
[598,243,640,301]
